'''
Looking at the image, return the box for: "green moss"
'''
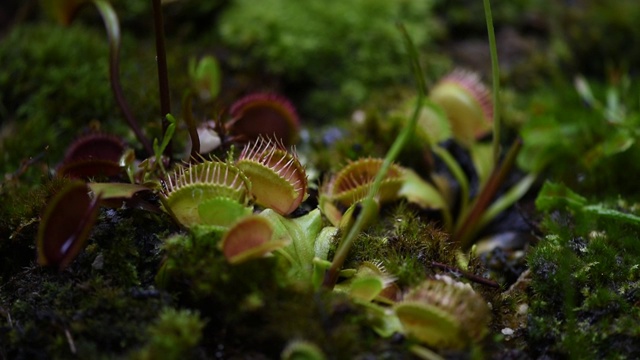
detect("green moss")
[0,271,171,358]
[343,202,454,288]
[0,21,193,179]
[218,0,439,118]
[131,308,205,360]
[528,195,640,358]
[155,229,414,358]
[0,176,71,280]
[0,204,174,358]
[0,24,114,177]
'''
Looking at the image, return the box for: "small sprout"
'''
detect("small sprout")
[189,55,221,102]
[161,160,251,227]
[228,93,300,146]
[37,181,102,271]
[394,276,491,349]
[429,69,493,148]
[220,215,288,264]
[236,136,307,215]
[57,132,126,179]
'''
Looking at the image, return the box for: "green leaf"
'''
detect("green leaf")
[88,182,150,200]
[535,181,587,212]
[260,209,326,279]
[583,205,640,226]
[198,197,253,228]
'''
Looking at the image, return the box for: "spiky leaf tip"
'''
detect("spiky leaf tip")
[237,136,307,215]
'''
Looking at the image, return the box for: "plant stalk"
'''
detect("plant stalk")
[151,0,172,159]
[323,23,424,289]
[94,0,153,156]
[483,0,501,163]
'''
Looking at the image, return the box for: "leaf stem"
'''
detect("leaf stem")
[483,0,501,163]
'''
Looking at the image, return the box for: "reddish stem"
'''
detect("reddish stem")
[94,0,153,156]
[453,138,523,250]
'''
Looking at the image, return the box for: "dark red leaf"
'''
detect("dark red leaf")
[37,181,101,270]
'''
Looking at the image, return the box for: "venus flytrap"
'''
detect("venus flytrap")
[236,136,307,215]
[36,181,102,270]
[228,93,301,146]
[160,159,252,230]
[394,276,491,349]
[220,215,289,264]
[397,1,535,251]
[319,157,451,230]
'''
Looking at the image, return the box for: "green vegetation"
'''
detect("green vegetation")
[218,0,440,117]
[2,1,640,358]
[529,183,640,358]
[0,24,113,176]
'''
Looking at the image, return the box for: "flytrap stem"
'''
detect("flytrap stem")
[483,0,501,163]
[151,0,172,160]
[323,23,425,289]
[94,0,153,156]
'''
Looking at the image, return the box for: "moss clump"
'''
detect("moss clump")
[0,204,174,358]
[343,203,454,288]
[156,228,415,358]
[0,21,184,179]
[218,0,439,118]
[0,24,115,177]
[528,200,640,358]
[0,272,171,359]
[131,308,205,360]
[0,176,71,280]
